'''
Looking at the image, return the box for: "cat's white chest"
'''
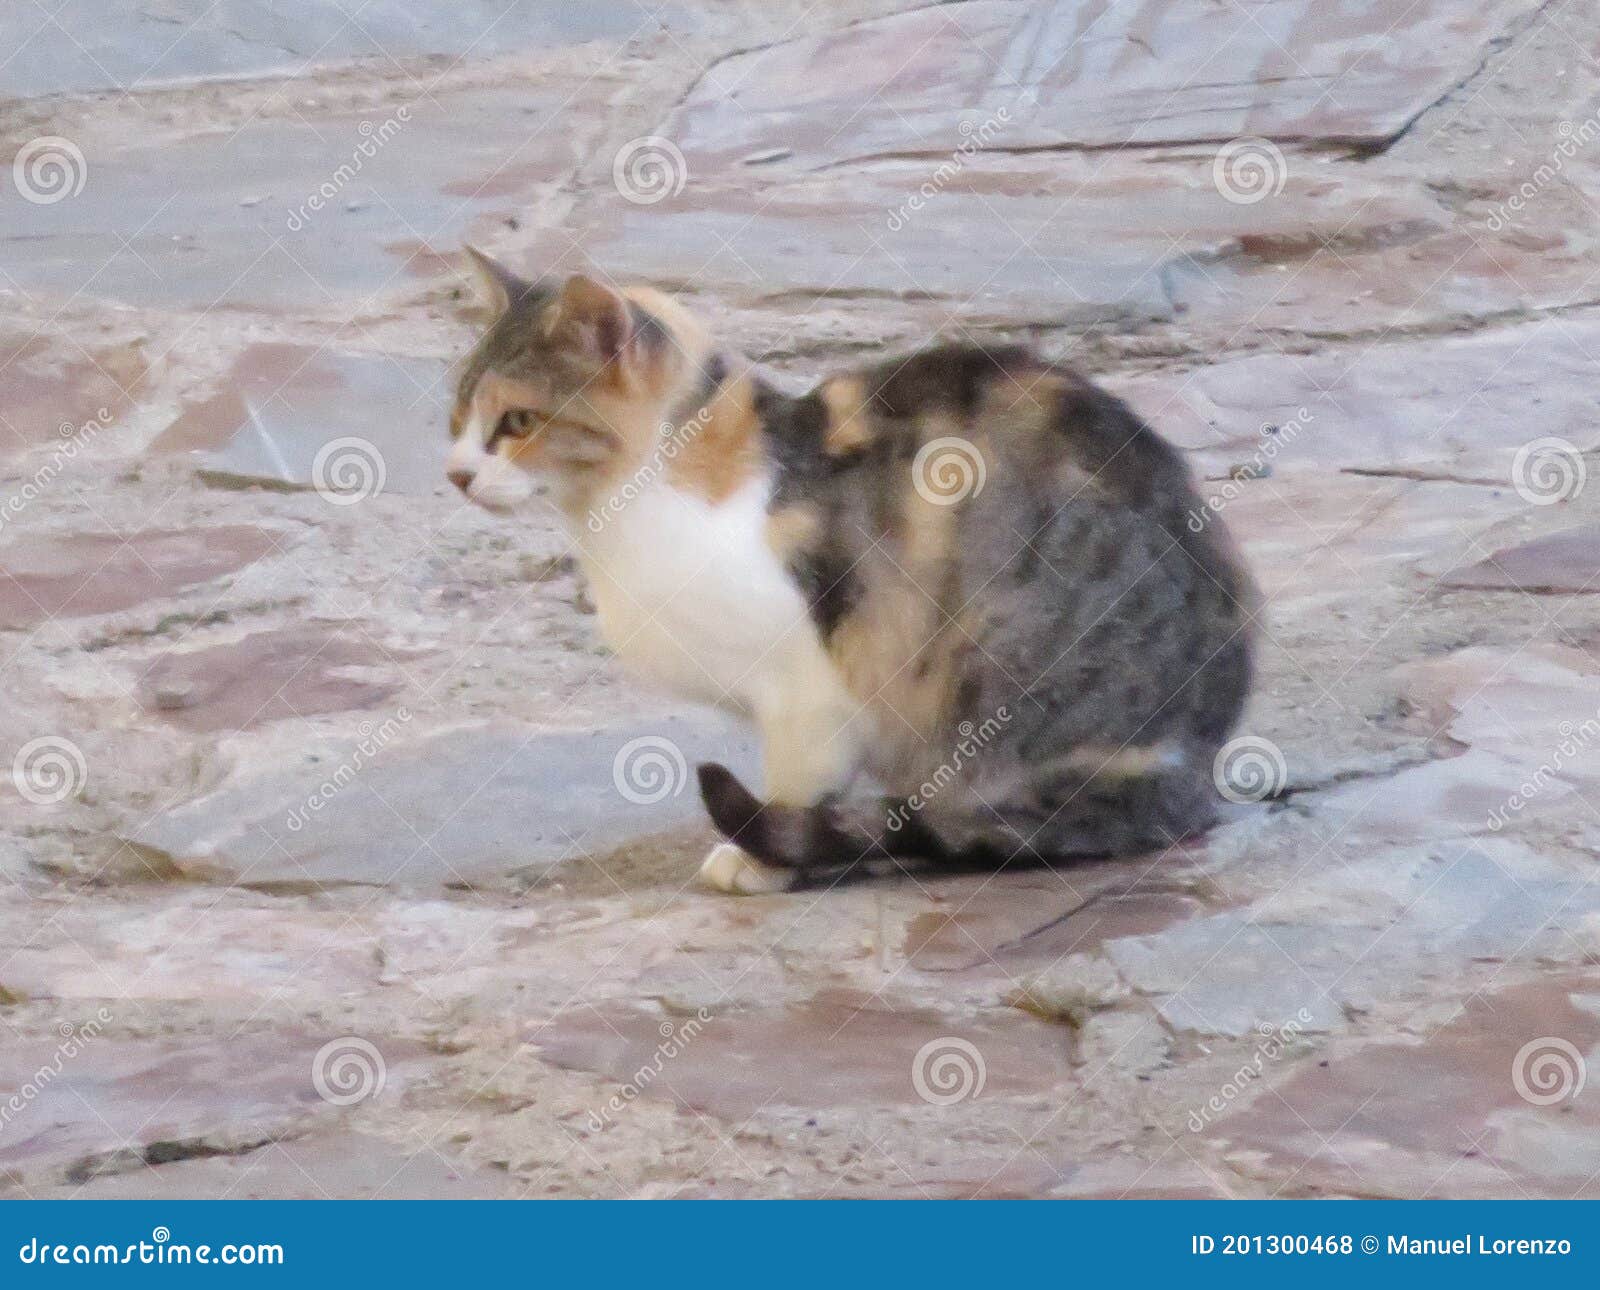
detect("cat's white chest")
[574,476,826,711]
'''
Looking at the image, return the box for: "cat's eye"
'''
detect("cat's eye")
[496,409,538,438]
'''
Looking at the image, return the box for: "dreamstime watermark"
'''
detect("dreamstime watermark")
[586,406,714,533]
[1186,407,1314,532]
[584,1009,711,1131]
[284,709,411,832]
[1212,735,1287,804]
[1510,436,1585,506]
[311,1036,387,1106]
[912,436,986,506]
[11,735,88,806]
[0,407,113,532]
[612,735,689,805]
[911,1037,986,1105]
[1511,1036,1586,1106]
[1186,1009,1312,1132]
[312,436,387,505]
[885,103,1015,231]
[887,707,1011,832]
[1486,112,1600,231]
[285,106,411,231]
[12,135,86,204]
[18,1228,283,1267]
[0,1009,112,1134]
[1486,705,1600,831]
[612,136,687,205]
[1212,136,1287,205]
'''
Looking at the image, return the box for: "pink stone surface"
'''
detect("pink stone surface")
[0,527,284,630]
[137,626,412,732]
[1207,979,1600,1197]
[1442,525,1600,593]
[578,157,1444,326]
[1116,316,1600,479]
[667,0,1542,170]
[44,1133,513,1200]
[903,871,1207,973]
[0,1033,394,1188]
[153,343,450,496]
[0,338,143,463]
[531,993,1076,1120]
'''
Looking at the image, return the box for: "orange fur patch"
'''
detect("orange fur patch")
[1059,742,1180,782]
[997,369,1067,419]
[662,375,765,504]
[765,502,821,562]
[468,369,544,435]
[819,377,875,456]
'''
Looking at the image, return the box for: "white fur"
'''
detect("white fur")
[697,842,793,895]
[575,471,854,728]
[453,424,868,890]
[447,411,532,512]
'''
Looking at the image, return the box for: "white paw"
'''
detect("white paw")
[697,843,794,896]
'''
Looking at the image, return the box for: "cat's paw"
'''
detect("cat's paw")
[697,842,793,896]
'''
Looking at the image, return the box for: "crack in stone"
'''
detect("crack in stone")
[1372,0,1564,156]
[65,1134,279,1185]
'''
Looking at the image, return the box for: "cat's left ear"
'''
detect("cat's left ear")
[462,245,530,317]
[548,273,634,368]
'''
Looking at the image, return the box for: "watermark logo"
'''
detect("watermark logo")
[888,708,1010,832]
[311,1036,387,1106]
[612,735,688,805]
[285,710,411,832]
[1486,113,1600,230]
[1212,136,1287,205]
[16,1224,282,1267]
[1486,709,1600,832]
[13,136,86,204]
[911,1037,986,1105]
[1212,735,1286,804]
[0,1008,111,1135]
[12,736,87,805]
[312,436,387,506]
[912,436,986,506]
[1187,1010,1312,1131]
[285,107,410,231]
[1512,1036,1585,1106]
[612,136,687,205]
[1511,436,1585,506]
[1186,408,1314,532]
[0,407,112,533]
[586,407,714,533]
[585,1010,711,1131]
[885,103,1014,230]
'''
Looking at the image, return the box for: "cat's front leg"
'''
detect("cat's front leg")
[697,685,862,895]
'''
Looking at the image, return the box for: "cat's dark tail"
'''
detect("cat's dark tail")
[696,751,1216,877]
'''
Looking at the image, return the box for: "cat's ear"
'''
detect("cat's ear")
[462,245,530,317]
[548,273,632,364]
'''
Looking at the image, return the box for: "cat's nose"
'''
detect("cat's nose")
[446,468,474,493]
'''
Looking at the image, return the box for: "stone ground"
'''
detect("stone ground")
[2,0,1600,1199]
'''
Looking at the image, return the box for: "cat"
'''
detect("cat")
[448,248,1254,894]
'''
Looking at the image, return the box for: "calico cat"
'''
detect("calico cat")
[448,249,1254,894]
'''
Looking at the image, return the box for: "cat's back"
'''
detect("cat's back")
[769,339,1253,757]
[783,339,1240,591]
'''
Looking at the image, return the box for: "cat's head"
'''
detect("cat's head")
[446,248,716,513]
